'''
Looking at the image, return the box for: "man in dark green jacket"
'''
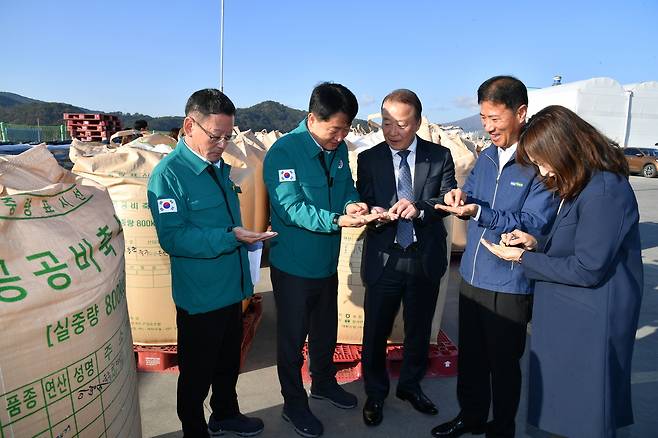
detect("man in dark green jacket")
[148,89,275,438]
[264,82,373,438]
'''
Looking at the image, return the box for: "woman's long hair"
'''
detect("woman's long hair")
[517,105,628,200]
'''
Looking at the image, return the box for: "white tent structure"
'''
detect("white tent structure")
[623,81,658,147]
[527,77,658,148]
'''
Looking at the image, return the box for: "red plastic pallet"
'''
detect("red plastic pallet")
[73,137,109,142]
[387,331,458,378]
[67,123,116,129]
[71,134,110,138]
[67,123,119,131]
[66,125,120,130]
[134,344,179,373]
[134,295,263,373]
[67,126,114,132]
[240,295,263,369]
[67,128,115,135]
[301,331,458,383]
[69,129,113,136]
[301,344,362,384]
[66,120,119,126]
[69,129,106,135]
[73,136,110,141]
[68,130,116,139]
[64,113,118,121]
[434,330,459,377]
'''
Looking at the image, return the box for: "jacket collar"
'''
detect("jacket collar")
[387,136,418,157]
[293,118,346,159]
[543,196,574,249]
[378,136,430,202]
[542,171,605,248]
[413,137,430,200]
[482,143,500,160]
[484,143,516,161]
[176,138,231,175]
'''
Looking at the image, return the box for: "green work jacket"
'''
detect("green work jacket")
[147,139,252,314]
[263,119,360,278]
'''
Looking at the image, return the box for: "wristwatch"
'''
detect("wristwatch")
[332,214,340,226]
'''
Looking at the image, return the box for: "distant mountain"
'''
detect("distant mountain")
[443,114,483,134]
[0,92,41,108]
[105,100,309,133]
[0,92,367,132]
[0,102,93,125]
[237,101,307,132]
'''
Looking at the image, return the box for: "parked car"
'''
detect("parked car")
[623,147,658,178]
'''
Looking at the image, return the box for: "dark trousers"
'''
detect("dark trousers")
[176,303,242,438]
[362,249,441,399]
[457,280,532,438]
[270,265,338,409]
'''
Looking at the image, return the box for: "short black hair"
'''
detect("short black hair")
[185,88,236,117]
[382,89,422,122]
[477,76,528,111]
[133,119,148,130]
[308,82,358,122]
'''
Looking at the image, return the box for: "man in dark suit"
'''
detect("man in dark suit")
[356,89,457,426]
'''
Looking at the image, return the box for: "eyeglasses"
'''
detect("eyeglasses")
[190,117,236,143]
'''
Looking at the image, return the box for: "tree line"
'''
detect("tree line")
[0,96,367,132]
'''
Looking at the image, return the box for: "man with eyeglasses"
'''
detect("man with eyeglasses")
[148,88,275,438]
[263,82,375,438]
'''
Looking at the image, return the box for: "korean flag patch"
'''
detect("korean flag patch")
[158,199,178,213]
[278,169,296,182]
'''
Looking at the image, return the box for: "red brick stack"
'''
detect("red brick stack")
[64,113,122,142]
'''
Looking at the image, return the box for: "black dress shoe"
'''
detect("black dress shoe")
[362,398,384,426]
[431,414,486,437]
[395,389,438,415]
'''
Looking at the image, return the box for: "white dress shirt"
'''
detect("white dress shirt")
[389,137,418,192]
[389,137,422,240]
[473,143,517,221]
[497,143,517,176]
[184,139,222,169]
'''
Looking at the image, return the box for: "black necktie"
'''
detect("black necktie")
[207,164,235,224]
[207,164,244,292]
[319,151,334,187]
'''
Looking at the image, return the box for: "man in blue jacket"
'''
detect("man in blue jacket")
[431,76,558,438]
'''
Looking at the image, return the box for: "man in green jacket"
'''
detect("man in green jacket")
[264,82,373,438]
[148,89,275,438]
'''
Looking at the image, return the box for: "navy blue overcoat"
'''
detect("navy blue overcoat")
[522,171,643,438]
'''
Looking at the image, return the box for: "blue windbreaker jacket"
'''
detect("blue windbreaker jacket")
[459,145,559,294]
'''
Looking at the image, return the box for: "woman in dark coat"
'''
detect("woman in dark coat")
[481,105,643,438]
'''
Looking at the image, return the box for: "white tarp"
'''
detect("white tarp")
[623,81,658,147]
[528,77,629,145]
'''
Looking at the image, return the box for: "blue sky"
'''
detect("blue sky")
[2,0,656,123]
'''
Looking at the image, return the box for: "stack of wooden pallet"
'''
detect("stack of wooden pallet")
[64,113,122,142]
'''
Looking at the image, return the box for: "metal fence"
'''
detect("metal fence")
[0,122,70,143]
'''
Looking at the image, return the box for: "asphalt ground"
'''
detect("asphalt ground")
[139,175,658,438]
